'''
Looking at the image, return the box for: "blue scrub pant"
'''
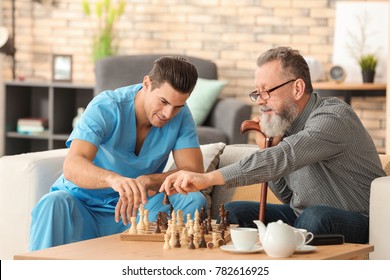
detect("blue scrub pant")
[224,201,369,244]
[29,190,206,251]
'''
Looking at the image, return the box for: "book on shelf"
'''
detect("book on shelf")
[17,117,48,127]
[17,125,47,134]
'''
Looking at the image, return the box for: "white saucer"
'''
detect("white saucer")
[220,244,263,254]
[294,245,317,253]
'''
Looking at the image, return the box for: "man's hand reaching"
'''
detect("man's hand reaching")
[109,176,148,225]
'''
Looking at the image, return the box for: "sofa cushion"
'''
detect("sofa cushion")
[163,142,226,173]
[196,126,228,145]
[186,78,227,126]
[163,142,226,212]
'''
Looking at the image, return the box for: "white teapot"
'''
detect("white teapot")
[253,219,305,258]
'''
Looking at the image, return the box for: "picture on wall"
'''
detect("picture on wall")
[52,54,72,82]
[332,1,389,83]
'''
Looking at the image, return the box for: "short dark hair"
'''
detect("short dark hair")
[148,56,198,94]
[257,46,313,94]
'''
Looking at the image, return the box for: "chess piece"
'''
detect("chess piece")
[188,220,194,235]
[163,191,170,205]
[186,213,192,228]
[154,218,161,234]
[207,216,213,232]
[176,209,184,232]
[220,230,226,243]
[207,241,214,249]
[163,233,171,250]
[137,205,146,232]
[180,227,188,246]
[169,205,174,218]
[169,231,175,248]
[199,225,207,248]
[143,209,150,229]
[188,234,195,249]
[129,217,137,234]
[212,232,219,248]
[218,204,227,231]
[200,206,206,223]
[225,210,230,227]
[159,212,168,230]
[194,233,200,249]
[203,220,209,235]
[174,232,181,248]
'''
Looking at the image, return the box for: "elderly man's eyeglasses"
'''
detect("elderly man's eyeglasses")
[249,79,297,102]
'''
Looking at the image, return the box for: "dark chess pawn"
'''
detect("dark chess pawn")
[154,218,161,233]
[203,220,209,235]
[199,225,207,248]
[225,210,230,227]
[174,232,181,248]
[200,205,206,223]
[207,216,213,232]
[188,234,195,249]
[163,192,171,205]
[220,230,226,243]
[159,212,168,230]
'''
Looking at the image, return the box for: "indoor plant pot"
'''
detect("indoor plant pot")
[358,54,378,83]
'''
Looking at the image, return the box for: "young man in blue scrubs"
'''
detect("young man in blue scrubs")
[29,56,206,250]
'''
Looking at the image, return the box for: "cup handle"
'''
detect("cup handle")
[305,232,314,245]
[296,232,306,249]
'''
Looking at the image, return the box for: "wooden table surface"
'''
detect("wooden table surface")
[14,233,374,260]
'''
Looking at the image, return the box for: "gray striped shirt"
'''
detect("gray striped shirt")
[219,93,386,216]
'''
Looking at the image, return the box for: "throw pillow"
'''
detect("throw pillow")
[163,142,227,212]
[163,142,226,173]
[186,78,227,126]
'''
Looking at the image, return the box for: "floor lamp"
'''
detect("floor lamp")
[0,0,16,80]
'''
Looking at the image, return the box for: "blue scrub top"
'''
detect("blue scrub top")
[51,83,199,209]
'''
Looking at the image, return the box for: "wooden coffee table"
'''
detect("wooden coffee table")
[13,233,373,260]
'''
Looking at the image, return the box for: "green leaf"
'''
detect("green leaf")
[82,0,90,16]
[358,54,378,71]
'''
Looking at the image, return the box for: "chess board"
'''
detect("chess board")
[120,223,232,243]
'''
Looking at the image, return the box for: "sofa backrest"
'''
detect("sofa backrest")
[94,54,218,95]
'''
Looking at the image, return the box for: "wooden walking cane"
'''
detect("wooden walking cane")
[240,120,273,223]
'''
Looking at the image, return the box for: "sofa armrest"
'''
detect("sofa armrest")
[369,176,390,259]
[0,148,68,259]
[210,144,259,218]
[206,98,252,144]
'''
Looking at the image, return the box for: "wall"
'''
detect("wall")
[0,0,388,152]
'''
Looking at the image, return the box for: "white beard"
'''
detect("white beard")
[259,102,299,138]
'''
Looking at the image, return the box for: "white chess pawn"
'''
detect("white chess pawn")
[212,232,219,248]
[176,209,184,231]
[129,217,137,234]
[169,231,175,248]
[180,227,188,246]
[185,214,192,229]
[166,220,172,235]
[143,209,149,229]
[194,209,200,220]
[137,207,146,232]
[163,234,171,250]
[194,233,200,249]
[188,220,194,235]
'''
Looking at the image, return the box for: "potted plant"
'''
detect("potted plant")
[82,0,126,63]
[358,54,378,83]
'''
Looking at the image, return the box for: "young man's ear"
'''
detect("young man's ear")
[143,76,152,91]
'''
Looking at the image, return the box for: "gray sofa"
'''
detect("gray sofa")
[94,54,251,144]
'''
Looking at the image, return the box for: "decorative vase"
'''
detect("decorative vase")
[362,70,375,83]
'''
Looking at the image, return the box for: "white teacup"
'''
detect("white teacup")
[294,228,314,249]
[230,228,258,250]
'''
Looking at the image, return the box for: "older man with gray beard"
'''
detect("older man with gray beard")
[160,46,385,244]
